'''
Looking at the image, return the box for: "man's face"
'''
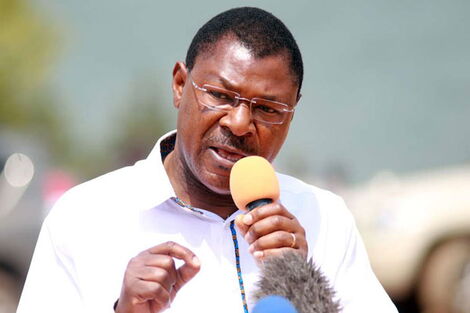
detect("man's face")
[172,37,299,195]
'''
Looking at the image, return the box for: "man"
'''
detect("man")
[18,7,397,313]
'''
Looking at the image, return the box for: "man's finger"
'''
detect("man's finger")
[242,202,294,226]
[235,214,249,236]
[146,241,201,294]
[148,241,200,268]
[173,256,201,293]
[135,266,176,294]
[139,254,176,271]
[253,247,304,261]
[244,215,296,244]
[128,279,171,305]
[249,231,295,252]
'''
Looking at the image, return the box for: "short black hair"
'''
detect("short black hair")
[185,7,304,93]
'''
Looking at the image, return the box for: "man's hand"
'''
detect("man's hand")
[115,241,200,313]
[235,203,308,261]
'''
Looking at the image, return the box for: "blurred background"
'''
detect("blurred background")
[0,0,469,312]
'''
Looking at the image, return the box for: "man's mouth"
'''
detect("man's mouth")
[211,147,246,163]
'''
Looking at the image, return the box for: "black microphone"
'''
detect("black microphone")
[252,251,341,313]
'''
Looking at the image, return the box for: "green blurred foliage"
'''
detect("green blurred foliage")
[0,0,172,179]
[0,0,53,95]
[0,0,68,162]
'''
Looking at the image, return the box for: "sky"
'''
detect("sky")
[32,0,470,184]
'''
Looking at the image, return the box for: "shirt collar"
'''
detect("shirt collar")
[136,130,177,211]
[147,129,177,163]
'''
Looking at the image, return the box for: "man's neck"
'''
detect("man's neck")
[163,150,238,220]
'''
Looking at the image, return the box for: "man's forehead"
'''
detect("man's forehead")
[230,43,252,62]
[192,35,290,71]
[190,36,299,96]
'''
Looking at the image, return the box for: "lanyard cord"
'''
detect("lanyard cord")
[230,220,250,313]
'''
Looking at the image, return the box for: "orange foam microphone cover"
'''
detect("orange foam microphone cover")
[230,156,280,211]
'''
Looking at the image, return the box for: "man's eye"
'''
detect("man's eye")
[208,90,232,101]
[256,105,279,114]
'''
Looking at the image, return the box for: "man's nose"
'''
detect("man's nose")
[219,103,255,137]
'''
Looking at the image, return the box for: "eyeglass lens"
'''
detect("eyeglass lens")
[196,84,291,124]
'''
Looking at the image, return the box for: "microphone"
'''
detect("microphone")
[230,156,280,211]
[230,157,340,312]
[252,295,298,313]
[252,251,341,313]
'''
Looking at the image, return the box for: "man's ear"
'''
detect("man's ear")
[172,62,188,109]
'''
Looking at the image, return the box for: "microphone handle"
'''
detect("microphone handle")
[246,198,272,211]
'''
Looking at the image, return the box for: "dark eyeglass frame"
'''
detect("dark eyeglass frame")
[189,75,296,125]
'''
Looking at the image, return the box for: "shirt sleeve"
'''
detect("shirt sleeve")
[16,216,84,313]
[333,206,398,313]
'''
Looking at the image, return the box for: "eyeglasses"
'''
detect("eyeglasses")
[189,76,295,125]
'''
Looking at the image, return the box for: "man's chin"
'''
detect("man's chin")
[204,179,231,196]
[199,171,232,196]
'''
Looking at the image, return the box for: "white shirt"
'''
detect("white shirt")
[17,130,397,313]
